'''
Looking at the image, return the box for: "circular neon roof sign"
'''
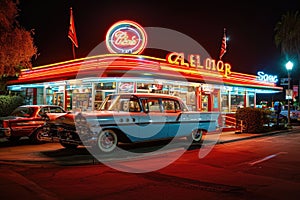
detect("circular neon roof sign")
[105,20,147,54]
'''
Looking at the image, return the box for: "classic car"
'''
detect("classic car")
[0,105,66,143]
[51,93,221,153]
[280,106,300,122]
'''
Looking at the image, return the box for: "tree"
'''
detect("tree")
[274,10,300,64]
[0,0,37,80]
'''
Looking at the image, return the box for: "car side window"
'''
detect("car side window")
[174,101,181,111]
[40,108,48,114]
[38,108,46,117]
[162,99,181,113]
[162,99,174,112]
[11,107,34,117]
[142,98,161,112]
[120,100,129,111]
[129,99,141,112]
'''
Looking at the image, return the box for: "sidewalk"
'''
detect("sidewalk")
[217,125,300,144]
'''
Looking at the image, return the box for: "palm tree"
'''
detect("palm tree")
[274,10,300,111]
[274,10,300,63]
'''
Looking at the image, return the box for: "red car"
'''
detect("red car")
[0,105,66,143]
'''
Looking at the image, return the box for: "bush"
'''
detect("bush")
[235,107,271,133]
[0,95,24,117]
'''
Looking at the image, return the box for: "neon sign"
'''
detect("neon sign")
[105,20,147,54]
[166,52,232,77]
[257,71,278,83]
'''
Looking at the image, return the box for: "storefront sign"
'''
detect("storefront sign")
[256,71,278,83]
[119,82,134,93]
[293,85,298,100]
[166,52,232,77]
[286,89,293,100]
[106,20,147,54]
[280,78,289,85]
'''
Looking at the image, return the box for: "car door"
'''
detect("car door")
[137,97,169,141]
[10,107,43,137]
[112,98,142,142]
[160,98,185,138]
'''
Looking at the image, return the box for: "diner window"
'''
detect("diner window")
[230,91,245,112]
[137,82,151,93]
[247,92,255,108]
[118,82,135,93]
[221,92,229,112]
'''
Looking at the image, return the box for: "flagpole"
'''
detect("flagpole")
[72,43,76,59]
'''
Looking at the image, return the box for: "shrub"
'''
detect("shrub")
[235,107,271,133]
[0,95,24,117]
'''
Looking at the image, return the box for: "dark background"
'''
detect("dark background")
[18,0,299,83]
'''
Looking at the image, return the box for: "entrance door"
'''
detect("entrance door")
[201,90,220,112]
[53,92,64,107]
[212,91,220,112]
[201,94,210,111]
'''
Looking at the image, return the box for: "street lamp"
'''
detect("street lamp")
[285,61,294,127]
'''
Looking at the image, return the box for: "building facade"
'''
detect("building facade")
[6,20,282,115]
[7,53,282,113]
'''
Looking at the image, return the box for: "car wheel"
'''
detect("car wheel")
[30,128,46,144]
[187,129,206,143]
[97,129,118,153]
[60,141,78,149]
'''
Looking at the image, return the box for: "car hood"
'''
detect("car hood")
[49,112,76,126]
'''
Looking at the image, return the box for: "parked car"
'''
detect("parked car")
[0,105,67,143]
[50,93,221,153]
[280,106,300,122]
[268,111,288,127]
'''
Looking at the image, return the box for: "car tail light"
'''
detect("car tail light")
[2,120,9,128]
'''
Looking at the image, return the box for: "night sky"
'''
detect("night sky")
[18,0,300,79]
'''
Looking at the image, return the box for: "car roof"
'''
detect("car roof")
[115,93,182,100]
[18,105,64,108]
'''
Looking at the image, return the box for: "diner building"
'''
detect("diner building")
[6,20,282,117]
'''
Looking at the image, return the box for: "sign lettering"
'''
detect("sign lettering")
[257,71,278,83]
[106,20,147,54]
[166,52,232,77]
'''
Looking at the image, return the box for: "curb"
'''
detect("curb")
[218,128,295,144]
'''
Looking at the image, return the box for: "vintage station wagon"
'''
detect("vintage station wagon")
[51,93,220,153]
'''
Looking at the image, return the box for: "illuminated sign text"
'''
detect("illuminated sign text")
[106,20,147,54]
[166,52,232,77]
[257,71,278,83]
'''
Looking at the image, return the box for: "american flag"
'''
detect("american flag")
[68,7,78,48]
[219,28,227,60]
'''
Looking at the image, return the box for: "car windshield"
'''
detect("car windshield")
[11,107,35,118]
[49,107,66,113]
